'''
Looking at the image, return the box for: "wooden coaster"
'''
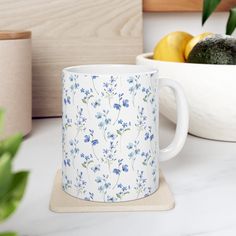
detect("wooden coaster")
[49,170,175,212]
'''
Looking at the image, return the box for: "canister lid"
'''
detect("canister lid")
[0,31,31,40]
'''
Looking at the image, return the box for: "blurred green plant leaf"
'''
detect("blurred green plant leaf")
[226,7,236,35]
[202,0,221,25]
[0,134,23,159]
[0,154,13,199]
[0,171,29,222]
[0,109,29,236]
[0,232,17,236]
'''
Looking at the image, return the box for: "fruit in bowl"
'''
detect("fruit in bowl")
[187,34,236,64]
[136,31,236,141]
[153,31,193,62]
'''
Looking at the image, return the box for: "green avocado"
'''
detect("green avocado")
[187,34,236,65]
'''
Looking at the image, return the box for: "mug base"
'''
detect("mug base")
[63,183,160,203]
[50,169,175,212]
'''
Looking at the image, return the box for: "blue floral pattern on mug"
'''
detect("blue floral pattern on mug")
[62,67,159,202]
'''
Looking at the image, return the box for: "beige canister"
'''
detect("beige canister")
[0,31,32,137]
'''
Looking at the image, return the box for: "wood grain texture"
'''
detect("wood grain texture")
[143,0,236,12]
[0,0,143,117]
[0,39,32,138]
[0,31,31,40]
[50,170,175,212]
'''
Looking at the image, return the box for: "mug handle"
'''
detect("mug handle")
[159,78,189,162]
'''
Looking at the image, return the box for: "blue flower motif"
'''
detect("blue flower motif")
[104,183,111,188]
[128,152,134,158]
[95,176,102,183]
[64,158,71,167]
[127,75,141,106]
[122,164,128,172]
[85,192,94,201]
[64,97,71,105]
[69,138,79,162]
[81,153,94,169]
[135,170,147,198]
[95,112,102,119]
[116,183,130,200]
[121,185,128,191]
[127,143,133,149]
[135,149,140,155]
[63,114,72,129]
[62,175,72,190]
[150,159,155,167]
[91,99,101,108]
[63,89,71,105]
[90,76,99,95]
[113,168,121,175]
[107,132,117,141]
[91,164,101,173]
[92,75,98,80]
[113,93,130,125]
[135,106,147,138]
[101,76,118,107]
[113,103,121,110]
[127,78,134,84]
[105,118,110,125]
[67,74,80,103]
[127,141,140,170]
[144,132,149,140]
[122,99,129,107]
[103,149,108,155]
[84,135,90,143]
[83,130,99,160]
[95,110,111,141]
[107,196,117,202]
[103,82,109,88]
[102,141,118,172]
[74,107,87,134]
[81,88,94,104]
[74,170,87,195]
[141,150,152,166]
[112,159,129,189]
[115,120,131,152]
[122,122,127,128]
[142,86,152,103]
[91,139,99,146]
[95,174,111,201]
[144,126,154,142]
[62,71,158,202]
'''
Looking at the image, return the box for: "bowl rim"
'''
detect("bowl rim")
[136,52,236,67]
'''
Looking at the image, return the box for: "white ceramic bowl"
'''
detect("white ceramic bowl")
[136,52,236,141]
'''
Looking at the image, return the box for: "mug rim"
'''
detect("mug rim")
[63,64,158,76]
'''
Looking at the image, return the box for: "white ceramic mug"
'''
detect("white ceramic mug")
[62,64,189,202]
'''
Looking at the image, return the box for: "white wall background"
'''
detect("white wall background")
[143,12,236,52]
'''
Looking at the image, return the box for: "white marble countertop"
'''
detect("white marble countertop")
[1,116,236,236]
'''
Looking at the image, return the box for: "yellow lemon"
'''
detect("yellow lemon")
[185,32,213,60]
[153,31,193,62]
